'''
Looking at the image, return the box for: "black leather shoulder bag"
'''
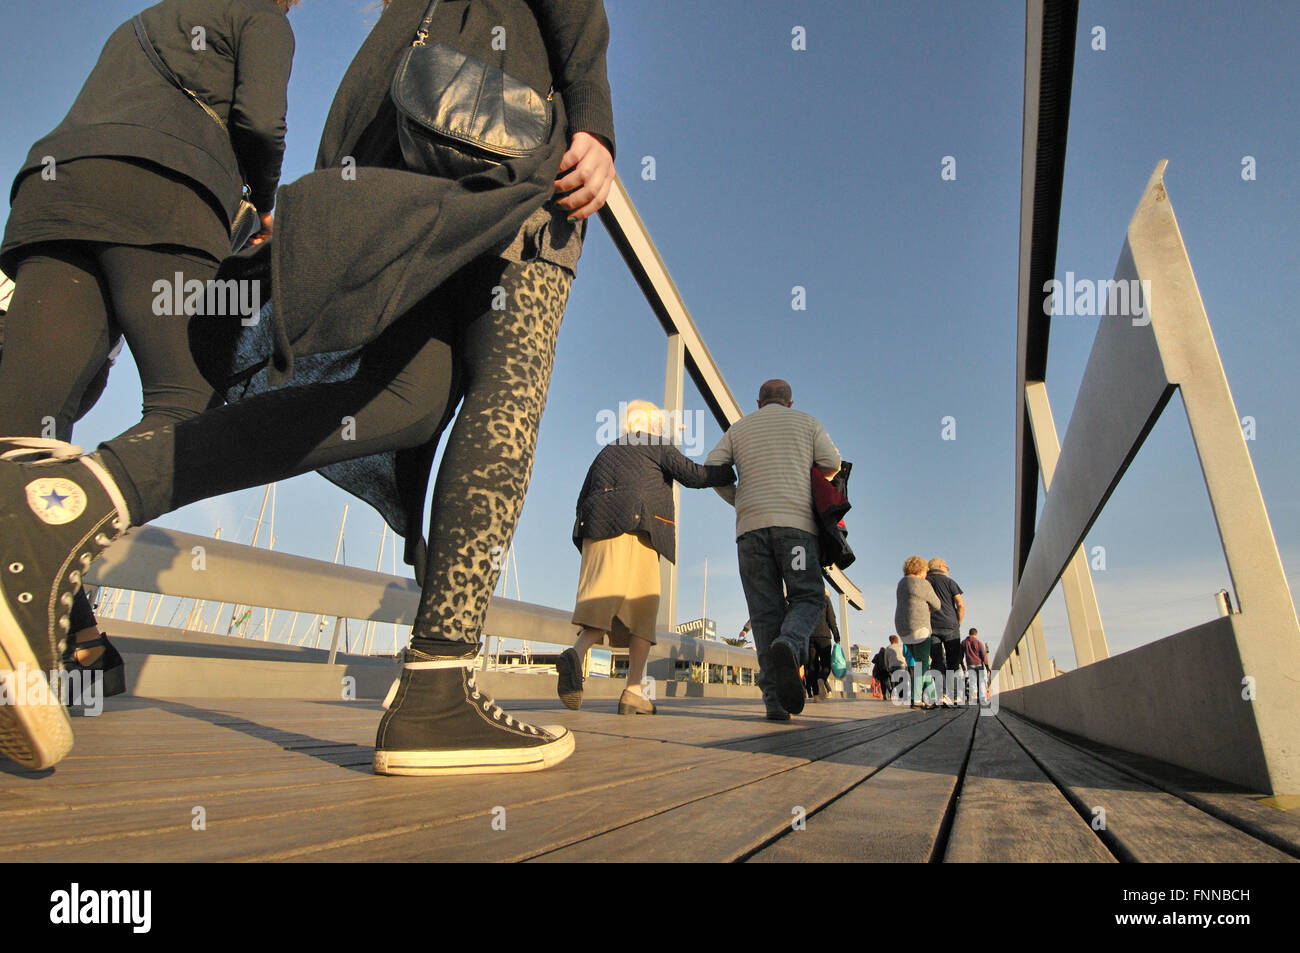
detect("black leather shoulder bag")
[391,0,553,179]
[132,15,260,251]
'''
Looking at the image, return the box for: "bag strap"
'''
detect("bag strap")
[413,0,442,47]
[133,15,230,133]
[406,1,553,100]
[133,14,255,206]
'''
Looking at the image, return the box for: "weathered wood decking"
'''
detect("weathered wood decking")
[2,695,1297,862]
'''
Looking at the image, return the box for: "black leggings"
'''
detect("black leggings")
[0,242,220,438]
[0,242,222,635]
[98,293,458,522]
[94,258,571,656]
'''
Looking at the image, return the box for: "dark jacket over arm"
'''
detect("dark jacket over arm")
[225,1,295,210]
[527,0,616,154]
[573,440,734,563]
[806,591,840,645]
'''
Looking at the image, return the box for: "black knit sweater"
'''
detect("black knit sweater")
[573,440,735,564]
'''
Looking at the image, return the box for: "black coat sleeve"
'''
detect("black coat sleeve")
[527,0,616,157]
[657,445,735,489]
[229,1,294,211]
[825,597,841,643]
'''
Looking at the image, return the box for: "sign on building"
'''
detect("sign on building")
[675,618,717,641]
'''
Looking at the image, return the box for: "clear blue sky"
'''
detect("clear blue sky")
[1,1,1296,665]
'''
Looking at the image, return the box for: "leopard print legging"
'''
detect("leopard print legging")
[409,259,571,655]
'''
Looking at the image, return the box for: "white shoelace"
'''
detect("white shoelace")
[467,673,539,734]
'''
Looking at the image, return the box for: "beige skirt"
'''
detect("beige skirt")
[571,533,661,647]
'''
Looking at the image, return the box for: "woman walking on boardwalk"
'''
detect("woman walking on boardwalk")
[560,401,735,714]
[0,0,297,699]
[895,556,941,709]
[0,0,616,776]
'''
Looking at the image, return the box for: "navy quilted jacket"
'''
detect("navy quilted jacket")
[573,438,734,563]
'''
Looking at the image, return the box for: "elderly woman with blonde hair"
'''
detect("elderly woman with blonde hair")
[561,400,734,713]
[895,555,942,709]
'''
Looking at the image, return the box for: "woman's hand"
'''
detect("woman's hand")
[249,212,275,246]
[554,131,614,222]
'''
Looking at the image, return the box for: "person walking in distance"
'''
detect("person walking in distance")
[881,634,907,701]
[963,627,991,706]
[804,588,839,701]
[705,379,841,721]
[895,556,941,708]
[926,557,965,705]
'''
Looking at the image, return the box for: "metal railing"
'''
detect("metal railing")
[988,1,1300,796]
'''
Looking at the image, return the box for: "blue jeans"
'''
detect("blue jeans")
[736,527,824,706]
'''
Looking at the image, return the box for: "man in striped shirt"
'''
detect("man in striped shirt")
[706,380,841,720]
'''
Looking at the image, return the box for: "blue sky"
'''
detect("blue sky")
[1,1,1296,666]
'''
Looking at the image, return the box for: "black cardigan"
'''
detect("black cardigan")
[573,440,735,564]
[810,592,841,646]
[9,0,293,222]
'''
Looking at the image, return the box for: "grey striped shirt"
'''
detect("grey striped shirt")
[705,403,840,539]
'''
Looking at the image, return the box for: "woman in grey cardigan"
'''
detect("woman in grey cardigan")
[895,555,941,709]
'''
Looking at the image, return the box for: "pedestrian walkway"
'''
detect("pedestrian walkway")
[1,695,1296,862]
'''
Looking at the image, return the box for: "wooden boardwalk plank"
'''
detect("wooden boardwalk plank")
[0,733,743,861]
[748,709,977,863]
[999,711,1295,863]
[0,731,633,850]
[247,749,800,861]
[943,713,1114,863]
[1000,713,1300,858]
[508,697,892,749]
[287,708,933,861]
[537,710,964,862]
[3,695,1291,863]
[0,744,374,789]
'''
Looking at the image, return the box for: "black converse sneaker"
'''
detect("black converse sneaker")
[373,649,575,776]
[0,439,130,769]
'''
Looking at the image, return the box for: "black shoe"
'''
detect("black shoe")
[62,633,126,698]
[0,440,128,769]
[617,689,655,715]
[374,650,575,776]
[765,707,791,722]
[555,647,583,711]
[768,640,806,715]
